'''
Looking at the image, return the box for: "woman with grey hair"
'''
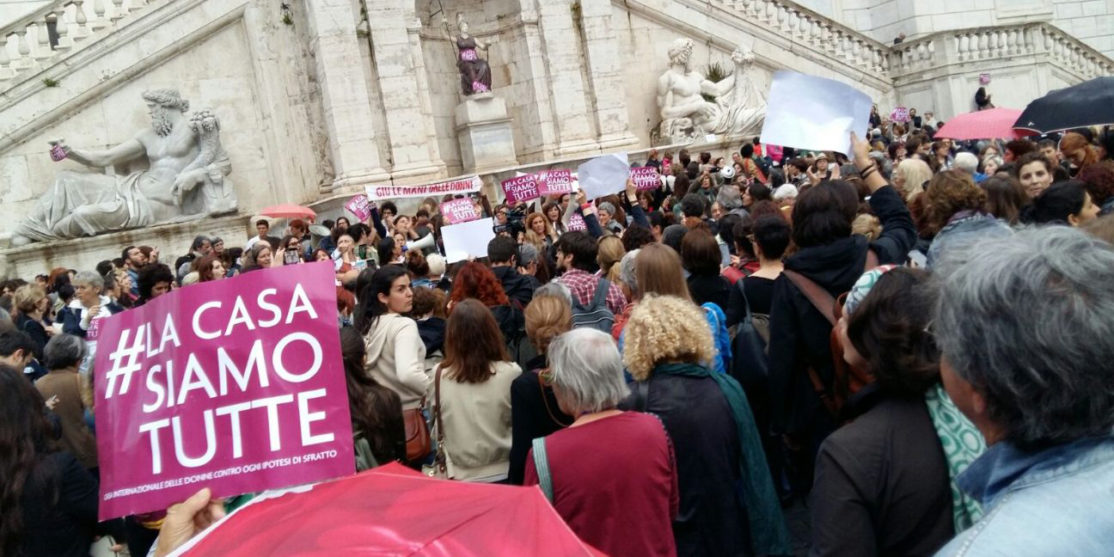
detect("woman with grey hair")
[55,270,122,377]
[34,334,98,470]
[934,227,1114,556]
[56,270,123,340]
[524,328,678,557]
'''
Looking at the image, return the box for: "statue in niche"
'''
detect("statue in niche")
[657,38,767,141]
[11,89,237,246]
[440,13,493,96]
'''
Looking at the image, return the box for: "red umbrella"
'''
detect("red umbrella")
[178,463,606,556]
[260,203,317,220]
[934,107,1033,140]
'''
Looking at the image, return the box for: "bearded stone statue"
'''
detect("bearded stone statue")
[11,89,237,246]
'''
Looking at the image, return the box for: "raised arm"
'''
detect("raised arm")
[55,137,145,168]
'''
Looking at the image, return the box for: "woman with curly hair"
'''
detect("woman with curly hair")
[431,299,522,481]
[620,295,790,557]
[923,170,1011,270]
[812,267,984,556]
[1077,160,1114,215]
[448,262,523,354]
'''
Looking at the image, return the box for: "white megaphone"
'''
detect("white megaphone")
[405,233,437,253]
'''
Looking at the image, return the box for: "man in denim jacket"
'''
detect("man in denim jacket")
[933,227,1114,556]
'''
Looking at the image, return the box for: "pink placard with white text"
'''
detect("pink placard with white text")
[345,194,372,222]
[537,169,574,197]
[92,262,354,520]
[501,175,540,204]
[440,197,479,224]
[630,166,660,191]
[567,213,587,231]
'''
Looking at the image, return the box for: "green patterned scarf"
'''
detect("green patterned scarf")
[653,362,792,556]
[924,382,986,531]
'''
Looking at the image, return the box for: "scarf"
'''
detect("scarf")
[654,363,792,556]
[924,383,985,531]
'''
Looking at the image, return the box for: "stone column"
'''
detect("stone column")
[577,0,639,150]
[535,0,601,157]
[365,0,445,179]
[303,0,389,191]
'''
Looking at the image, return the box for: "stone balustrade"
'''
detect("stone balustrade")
[0,0,151,86]
[889,22,1114,82]
[716,0,889,75]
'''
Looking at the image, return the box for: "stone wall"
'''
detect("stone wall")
[0,0,332,244]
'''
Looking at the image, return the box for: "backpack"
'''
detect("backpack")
[571,277,615,333]
[730,281,771,389]
[702,303,732,375]
[783,250,878,419]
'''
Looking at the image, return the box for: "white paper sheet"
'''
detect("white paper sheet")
[441,218,497,263]
[759,71,872,155]
[576,153,630,200]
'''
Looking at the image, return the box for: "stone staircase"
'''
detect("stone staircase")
[0,0,163,88]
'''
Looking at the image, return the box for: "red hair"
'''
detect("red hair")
[449,262,509,307]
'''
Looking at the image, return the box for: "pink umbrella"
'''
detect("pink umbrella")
[260,203,317,220]
[934,108,1034,140]
[179,463,607,556]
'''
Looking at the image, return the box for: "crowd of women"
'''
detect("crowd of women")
[2,122,1114,557]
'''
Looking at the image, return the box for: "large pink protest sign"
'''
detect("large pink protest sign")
[93,262,353,520]
[366,176,482,201]
[630,166,660,191]
[537,169,574,197]
[344,194,372,222]
[501,175,540,204]
[440,197,479,224]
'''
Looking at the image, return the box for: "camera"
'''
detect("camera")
[493,205,528,237]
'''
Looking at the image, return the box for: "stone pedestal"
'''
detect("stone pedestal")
[0,214,251,280]
[454,93,519,174]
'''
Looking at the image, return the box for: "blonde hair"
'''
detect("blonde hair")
[622,294,714,380]
[851,213,882,241]
[524,294,573,354]
[597,235,625,284]
[896,158,932,202]
[634,243,692,301]
[13,284,46,314]
[524,212,553,252]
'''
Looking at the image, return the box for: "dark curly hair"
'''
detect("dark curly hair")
[847,268,939,398]
[1078,161,1114,208]
[921,170,987,236]
[449,262,509,308]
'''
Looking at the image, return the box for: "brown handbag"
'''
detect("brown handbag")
[402,397,431,464]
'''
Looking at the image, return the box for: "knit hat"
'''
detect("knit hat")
[842,264,899,317]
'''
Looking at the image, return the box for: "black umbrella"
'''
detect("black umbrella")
[1013,76,1114,135]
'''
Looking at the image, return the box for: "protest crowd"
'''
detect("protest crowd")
[3,111,1114,557]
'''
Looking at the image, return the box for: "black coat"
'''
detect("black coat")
[620,374,750,557]
[492,265,539,308]
[508,368,572,485]
[687,273,731,312]
[810,397,954,556]
[18,452,103,557]
[767,185,916,436]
